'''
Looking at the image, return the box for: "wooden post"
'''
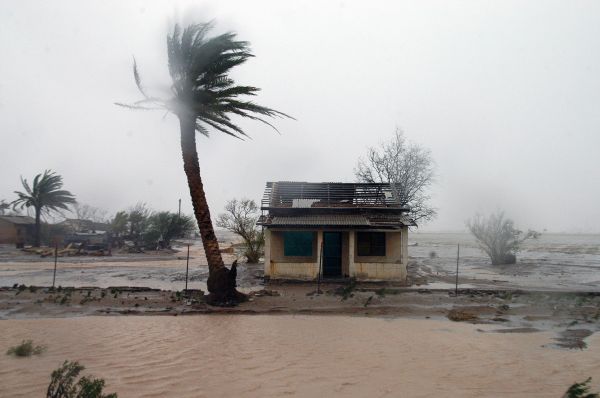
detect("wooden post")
[52,243,58,289]
[185,244,190,292]
[455,244,460,296]
[317,240,324,294]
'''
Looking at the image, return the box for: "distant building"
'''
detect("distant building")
[57,219,111,248]
[257,182,416,282]
[0,215,36,246]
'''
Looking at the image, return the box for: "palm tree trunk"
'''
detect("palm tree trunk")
[179,117,225,272]
[34,207,41,247]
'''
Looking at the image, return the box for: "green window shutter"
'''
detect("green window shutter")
[357,232,386,256]
[284,231,314,256]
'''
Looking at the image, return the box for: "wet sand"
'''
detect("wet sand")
[1,315,599,398]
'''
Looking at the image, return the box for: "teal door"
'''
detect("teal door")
[323,232,342,277]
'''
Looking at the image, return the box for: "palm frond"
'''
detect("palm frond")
[120,21,293,139]
[11,170,75,214]
[133,58,149,99]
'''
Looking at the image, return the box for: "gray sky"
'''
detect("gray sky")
[1,0,599,233]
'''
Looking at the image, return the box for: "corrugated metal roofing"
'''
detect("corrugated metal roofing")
[260,214,416,227]
[270,215,370,226]
[0,215,36,225]
[261,181,408,210]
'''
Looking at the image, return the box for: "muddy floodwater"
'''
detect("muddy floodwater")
[1,315,599,397]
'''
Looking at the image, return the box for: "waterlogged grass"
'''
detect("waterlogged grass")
[6,340,46,357]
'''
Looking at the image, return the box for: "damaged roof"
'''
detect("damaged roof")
[261,181,408,210]
[0,215,35,225]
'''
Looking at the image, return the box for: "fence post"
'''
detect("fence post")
[52,243,58,289]
[455,244,460,296]
[185,244,190,293]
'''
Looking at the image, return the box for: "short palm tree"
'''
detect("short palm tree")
[118,22,291,303]
[12,170,76,247]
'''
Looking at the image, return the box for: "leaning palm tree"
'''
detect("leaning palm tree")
[12,170,76,247]
[117,22,291,304]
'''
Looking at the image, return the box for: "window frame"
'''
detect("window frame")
[356,231,386,257]
[283,231,314,257]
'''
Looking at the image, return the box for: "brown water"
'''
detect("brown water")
[1,315,599,397]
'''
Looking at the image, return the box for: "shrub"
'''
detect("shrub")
[47,360,117,398]
[466,211,540,265]
[563,378,599,398]
[6,340,46,357]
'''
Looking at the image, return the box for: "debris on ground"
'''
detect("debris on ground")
[447,309,479,322]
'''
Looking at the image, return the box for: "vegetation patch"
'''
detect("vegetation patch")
[6,340,46,357]
[335,279,357,301]
[447,309,479,322]
[47,360,117,398]
[563,377,599,398]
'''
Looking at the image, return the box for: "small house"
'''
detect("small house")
[0,215,36,246]
[257,182,416,281]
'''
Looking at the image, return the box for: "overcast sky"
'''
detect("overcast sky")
[1,1,599,233]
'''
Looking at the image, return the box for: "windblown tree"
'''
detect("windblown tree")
[467,210,540,265]
[355,129,436,223]
[216,198,264,263]
[12,170,76,247]
[117,22,290,304]
[126,202,151,247]
[110,211,129,238]
[146,211,195,248]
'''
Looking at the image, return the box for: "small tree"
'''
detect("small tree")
[47,360,117,398]
[355,129,436,223]
[467,210,540,265]
[216,198,264,263]
[110,211,129,238]
[145,211,195,248]
[126,203,151,247]
[72,203,108,224]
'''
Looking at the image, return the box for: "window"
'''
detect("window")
[357,232,386,256]
[284,231,314,256]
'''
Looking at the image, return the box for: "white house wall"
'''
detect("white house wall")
[264,227,408,282]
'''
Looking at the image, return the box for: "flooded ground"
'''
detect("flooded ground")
[0,238,261,293]
[409,233,600,291]
[0,233,598,292]
[1,315,599,398]
[1,234,599,397]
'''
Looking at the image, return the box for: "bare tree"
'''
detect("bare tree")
[355,129,436,223]
[467,210,540,265]
[72,203,108,223]
[216,198,264,263]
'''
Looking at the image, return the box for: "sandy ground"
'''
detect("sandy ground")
[1,315,599,398]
